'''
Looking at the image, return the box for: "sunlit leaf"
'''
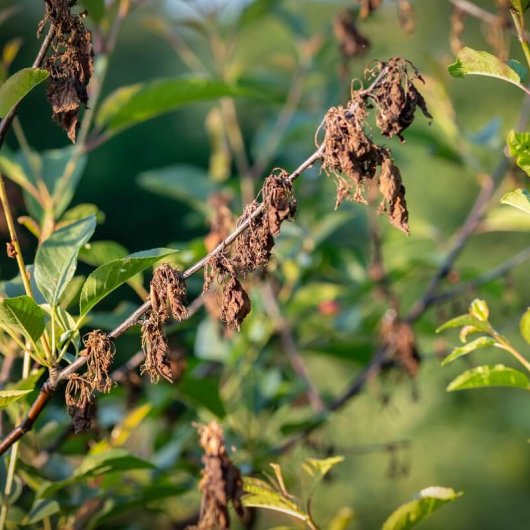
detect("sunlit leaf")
[0,67,48,117]
[447,365,530,391]
[469,299,489,322]
[0,295,47,344]
[501,188,530,215]
[520,309,530,345]
[507,130,530,176]
[436,314,488,333]
[448,48,522,87]
[35,216,97,307]
[243,477,308,521]
[96,77,255,135]
[441,337,495,366]
[382,486,463,530]
[79,248,178,317]
[329,507,355,530]
[0,389,32,409]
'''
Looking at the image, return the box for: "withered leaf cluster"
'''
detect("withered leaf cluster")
[334,9,370,61]
[141,311,173,384]
[380,311,420,378]
[203,254,251,332]
[204,192,235,253]
[321,57,431,233]
[150,263,188,323]
[187,422,244,530]
[140,264,188,383]
[357,0,383,19]
[64,330,114,432]
[262,171,297,237]
[40,0,94,142]
[373,57,432,142]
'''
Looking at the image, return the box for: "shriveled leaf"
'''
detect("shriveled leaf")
[441,337,495,366]
[79,248,178,317]
[0,389,32,409]
[0,68,48,117]
[22,499,60,525]
[243,477,308,521]
[447,364,530,391]
[507,130,530,176]
[520,309,530,345]
[137,165,216,215]
[382,486,462,530]
[35,216,97,307]
[501,188,530,215]
[96,77,254,135]
[448,48,522,87]
[0,295,47,343]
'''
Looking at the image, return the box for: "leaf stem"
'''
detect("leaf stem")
[512,11,530,72]
[492,330,530,373]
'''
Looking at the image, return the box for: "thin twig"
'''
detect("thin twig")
[448,0,504,27]
[261,282,326,413]
[428,246,530,305]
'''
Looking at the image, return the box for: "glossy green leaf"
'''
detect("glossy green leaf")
[22,499,60,525]
[520,309,530,345]
[0,67,48,117]
[447,364,530,391]
[34,216,97,307]
[79,248,178,317]
[0,389,32,409]
[137,165,216,215]
[96,77,253,134]
[0,295,47,344]
[501,188,530,215]
[507,130,530,176]
[441,337,495,366]
[382,486,462,530]
[243,477,307,521]
[448,48,522,87]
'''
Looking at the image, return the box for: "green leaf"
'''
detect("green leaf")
[34,216,97,307]
[40,449,154,496]
[436,315,488,334]
[500,188,530,215]
[0,68,48,117]
[177,375,226,418]
[137,165,217,215]
[506,59,528,83]
[0,389,32,409]
[22,499,60,526]
[469,299,489,322]
[507,130,530,176]
[80,0,105,22]
[447,364,530,391]
[382,486,463,530]
[441,337,495,366]
[520,309,530,345]
[0,295,47,344]
[329,507,355,530]
[79,248,178,317]
[448,48,522,88]
[62,203,105,225]
[3,147,87,221]
[96,77,254,135]
[302,456,344,481]
[242,477,308,521]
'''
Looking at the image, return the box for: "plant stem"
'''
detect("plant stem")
[512,11,530,72]
[492,331,530,373]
